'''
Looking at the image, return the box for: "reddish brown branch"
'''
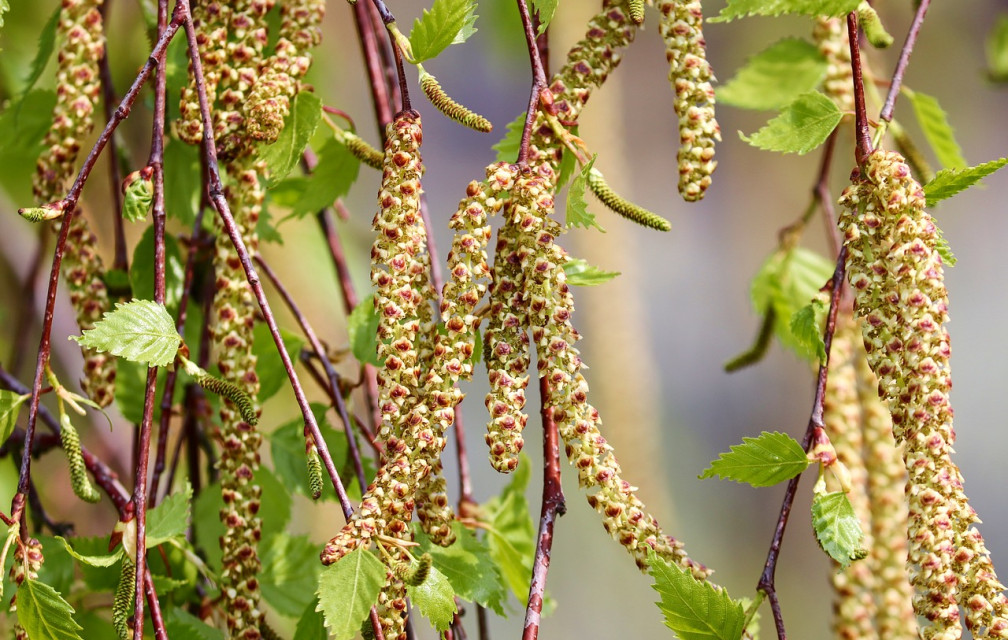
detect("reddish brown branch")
[847,13,873,165]
[516,0,550,166]
[879,0,931,123]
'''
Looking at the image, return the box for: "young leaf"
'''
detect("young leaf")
[16,579,84,640]
[986,14,1008,82]
[293,598,328,640]
[717,39,827,111]
[811,492,867,568]
[146,483,192,547]
[739,91,842,155]
[121,169,155,222]
[482,457,537,602]
[316,549,386,640]
[287,138,360,219]
[711,0,859,22]
[566,156,604,231]
[0,389,29,444]
[54,537,122,568]
[923,157,1008,207]
[648,553,746,640]
[788,297,827,364]
[406,565,457,631]
[260,91,323,185]
[261,533,323,617]
[907,90,967,170]
[562,258,620,287]
[72,299,182,368]
[409,0,478,63]
[492,112,525,163]
[531,0,558,34]
[413,522,507,615]
[18,6,60,98]
[933,223,957,267]
[699,431,810,487]
[0,89,56,204]
[163,608,225,640]
[348,293,381,366]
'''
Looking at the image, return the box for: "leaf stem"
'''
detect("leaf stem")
[516,0,550,166]
[879,0,931,123]
[847,13,874,165]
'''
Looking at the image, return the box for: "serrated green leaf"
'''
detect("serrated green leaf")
[483,457,536,602]
[718,39,827,111]
[348,293,381,366]
[261,533,323,617]
[711,0,859,22]
[788,297,827,364]
[649,553,745,640]
[986,14,1008,82]
[122,173,154,222]
[740,92,841,155]
[413,522,507,615]
[0,389,29,444]
[294,598,328,640]
[409,0,478,62]
[253,323,305,402]
[317,549,386,640]
[286,137,360,219]
[60,537,120,592]
[923,157,1008,207]
[493,111,525,163]
[72,299,181,368]
[907,90,967,170]
[260,91,323,186]
[16,579,84,640]
[130,225,185,314]
[17,6,59,97]
[0,89,56,204]
[566,156,604,231]
[531,0,558,34]
[146,483,192,547]
[699,431,810,487]
[407,565,457,631]
[562,258,620,286]
[811,491,867,568]
[54,537,122,568]
[933,223,956,267]
[163,608,224,640]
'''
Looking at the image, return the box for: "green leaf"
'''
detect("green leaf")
[483,457,536,602]
[122,171,155,222]
[407,565,457,631]
[0,389,28,444]
[531,0,558,34]
[286,138,360,219]
[348,294,381,367]
[718,39,827,111]
[130,225,185,314]
[788,297,827,364]
[907,90,967,170]
[16,579,83,640]
[261,533,323,617]
[562,258,620,287]
[317,549,386,640]
[164,136,201,224]
[750,247,834,361]
[811,491,867,568]
[699,431,810,487]
[294,598,329,640]
[649,553,746,640]
[986,14,1008,82]
[270,404,352,499]
[566,156,604,231]
[409,0,478,63]
[163,608,224,640]
[54,537,122,568]
[0,89,56,204]
[114,358,169,425]
[492,112,525,163]
[0,0,8,28]
[711,0,859,22]
[260,91,323,186]
[146,483,192,547]
[18,6,59,97]
[72,299,182,368]
[923,157,1008,207]
[413,522,507,615]
[739,91,842,155]
[933,223,957,267]
[253,323,305,402]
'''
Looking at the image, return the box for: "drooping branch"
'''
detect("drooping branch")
[879,0,931,123]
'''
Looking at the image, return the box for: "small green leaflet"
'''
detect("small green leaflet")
[986,14,1008,82]
[0,389,29,444]
[407,565,457,631]
[348,293,381,366]
[699,431,809,488]
[563,258,620,287]
[146,483,192,547]
[163,608,224,640]
[18,6,59,99]
[413,522,508,615]
[648,553,745,640]
[54,537,122,568]
[72,299,182,368]
[261,533,323,617]
[566,156,604,231]
[811,492,867,568]
[788,296,827,364]
[933,223,957,267]
[906,90,967,170]
[294,598,328,640]
[409,0,478,63]
[16,579,84,640]
[531,0,558,34]
[121,171,154,222]
[740,92,841,155]
[317,549,386,640]
[923,157,1008,207]
[711,0,859,22]
[283,137,360,219]
[717,39,827,111]
[493,111,525,163]
[260,91,323,186]
[482,456,537,603]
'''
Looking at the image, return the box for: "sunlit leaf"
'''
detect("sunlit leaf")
[317,549,386,640]
[493,112,525,163]
[483,457,536,602]
[146,483,192,547]
[286,138,360,219]
[72,299,182,368]
[811,492,867,568]
[740,92,841,155]
[923,157,1008,207]
[531,0,558,34]
[563,258,620,286]
[409,0,478,63]
[407,565,457,631]
[413,522,507,615]
[699,431,810,487]
[16,579,83,640]
[649,553,745,640]
[260,91,323,185]
[711,0,859,22]
[788,297,827,364]
[907,90,967,170]
[566,156,604,231]
[348,293,381,366]
[0,389,29,444]
[718,39,827,110]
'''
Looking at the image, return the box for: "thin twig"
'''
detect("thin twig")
[516,0,549,165]
[847,13,872,165]
[352,0,395,132]
[879,0,931,123]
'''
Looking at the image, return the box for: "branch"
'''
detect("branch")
[879,0,931,123]
[516,0,550,166]
[351,0,396,132]
[847,12,873,164]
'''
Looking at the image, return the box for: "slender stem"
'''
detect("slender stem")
[98,0,128,272]
[516,0,549,166]
[352,0,395,133]
[179,1,353,517]
[757,246,848,640]
[521,377,566,640]
[879,0,931,123]
[847,13,873,165]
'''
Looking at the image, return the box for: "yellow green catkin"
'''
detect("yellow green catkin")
[113,558,135,640]
[339,130,384,170]
[419,70,493,133]
[586,168,671,231]
[60,412,101,503]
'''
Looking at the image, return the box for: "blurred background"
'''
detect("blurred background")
[1,1,1007,638]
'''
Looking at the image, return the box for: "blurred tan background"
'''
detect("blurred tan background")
[1,1,1007,638]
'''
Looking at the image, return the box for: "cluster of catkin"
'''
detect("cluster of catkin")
[33,0,115,407]
[840,150,1008,639]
